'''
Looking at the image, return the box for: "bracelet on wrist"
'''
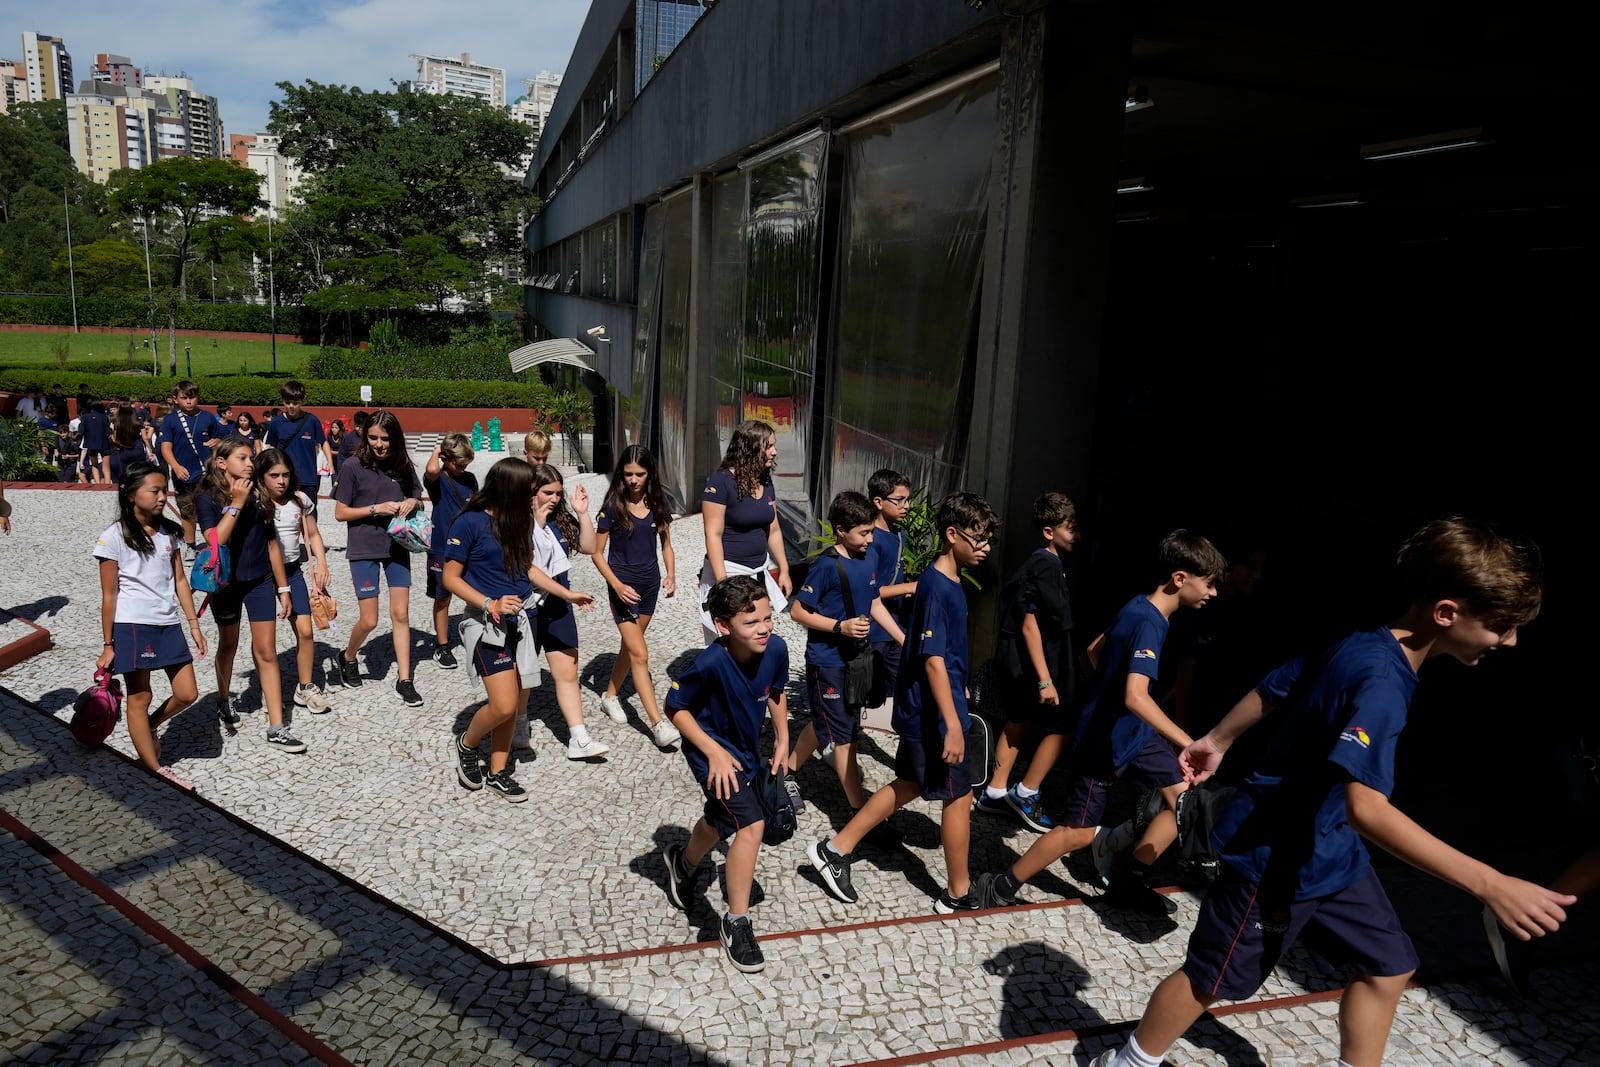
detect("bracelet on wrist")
[277,586,291,594]
[482,597,493,615]
[103,641,115,646]
[1038,679,1053,689]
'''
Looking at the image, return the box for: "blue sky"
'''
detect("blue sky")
[3,1,590,135]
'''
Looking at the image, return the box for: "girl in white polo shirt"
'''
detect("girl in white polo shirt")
[94,459,208,788]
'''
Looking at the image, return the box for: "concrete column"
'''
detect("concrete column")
[682,172,718,498]
[968,2,1130,594]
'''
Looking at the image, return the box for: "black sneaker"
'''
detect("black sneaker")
[339,655,362,688]
[454,731,485,791]
[720,914,765,973]
[971,871,1015,909]
[484,769,529,803]
[934,888,983,914]
[808,838,858,904]
[663,843,696,911]
[396,678,423,707]
[433,645,459,670]
[783,775,806,814]
[265,726,307,754]
[1103,878,1176,916]
[217,693,240,728]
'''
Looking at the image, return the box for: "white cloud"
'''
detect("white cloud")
[3,0,588,136]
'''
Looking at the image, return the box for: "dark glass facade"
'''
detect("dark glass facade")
[635,0,709,93]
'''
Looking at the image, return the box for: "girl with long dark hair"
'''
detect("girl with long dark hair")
[698,419,790,644]
[255,447,334,715]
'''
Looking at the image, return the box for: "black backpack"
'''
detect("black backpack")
[1132,781,1237,884]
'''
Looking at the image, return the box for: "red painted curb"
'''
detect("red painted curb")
[0,606,52,671]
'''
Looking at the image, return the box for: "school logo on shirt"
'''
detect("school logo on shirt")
[447,537,461,546]
[1133,648,1157,660]
[1339,726,1372,748]
[802,584,813,594]
[923,629,934,639]
[669,680,680,690]
[705,485,718,494]
[96,538,107,547]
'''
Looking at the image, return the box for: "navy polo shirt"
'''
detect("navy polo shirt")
[160,409,220,486]
[867,525,907,642]
[265,412,326,489]
[195,491,273,582]
[441,510,533,601]
[597,505,662,579]
[1072,596,1169,771]
[702,468,775,568]
[667,635,789,779]
[795,548,879,667]
[1212,627,1419,900]
[891,569,971,742]
[426,470,479,556]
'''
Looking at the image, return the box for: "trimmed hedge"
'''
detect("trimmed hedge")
[0,368,552,408]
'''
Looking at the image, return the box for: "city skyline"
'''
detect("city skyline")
[0,1,586,137]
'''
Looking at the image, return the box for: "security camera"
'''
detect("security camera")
[586,325,606,337]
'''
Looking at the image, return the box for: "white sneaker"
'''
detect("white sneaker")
[511,710,533,750]
[652,717,682,748]
[566,734,610,760]
[600,694,627,723]
[294,684,333,714]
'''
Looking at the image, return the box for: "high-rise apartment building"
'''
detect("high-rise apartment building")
[410,51,506,107]
[144,74,223,158]
[91,53,141,90]
[231,132,303,215]
[634,1,708,92]
[0,58,29,113]
[67,83,187,181]
[509,71,562,174]
[21,31,73,102]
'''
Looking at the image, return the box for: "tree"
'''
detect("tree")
[0,101,111,293]
[109,157,262,299]
[267,80,538,322]
[50,239,147,296]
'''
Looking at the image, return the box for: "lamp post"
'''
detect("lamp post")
[139,216,157,377]
[185,342,191,378]
[266,209,277,374]
[63,188,79,333]
[211,266,217,304]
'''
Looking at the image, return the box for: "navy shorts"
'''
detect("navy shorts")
[211,573,281,627]
[426,554,445,599]
[689,763,768,840]
[870,639,901,701]
[608,573,661,624]
[284,564,312,618]
[1183,865,1420,1000]
[1061,733,1184,828]
[805,663,859,747]
[113,622,192,675]
[351,556,412,599]
[472,627,526,680]
[893,730,973,803]
[530,598,578,653]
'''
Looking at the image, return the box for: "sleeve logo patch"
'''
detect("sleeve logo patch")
[1133,648,1157,660]
[447,537,461,546]
[1339,726,1371,748]
[705,485,717,494]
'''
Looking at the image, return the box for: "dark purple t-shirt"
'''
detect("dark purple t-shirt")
[701,469,775,568]
[334,459,420,561]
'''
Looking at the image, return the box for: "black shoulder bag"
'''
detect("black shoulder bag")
[833,555,878,707]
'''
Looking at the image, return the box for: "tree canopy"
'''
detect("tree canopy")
[0,101,112,293]
[109,157,263,299]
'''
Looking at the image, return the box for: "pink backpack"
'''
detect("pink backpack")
[70,668,123,746]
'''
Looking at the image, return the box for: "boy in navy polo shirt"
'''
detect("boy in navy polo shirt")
[867,469,917,711]
[1095,517,1569,1067]
[809,492,998,913]
[264,380,331,519]
[661,576,790,973]
[976,490,1079,832]
[974,530,1225,915]
[159,381,221,552]
[787,491,906,812]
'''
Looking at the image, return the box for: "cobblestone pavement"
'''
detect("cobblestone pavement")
[3,457,1597,1065]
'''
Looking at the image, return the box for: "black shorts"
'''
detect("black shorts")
[1061,733,1184,828]
[893,731,973,803]
[805,664,859,747]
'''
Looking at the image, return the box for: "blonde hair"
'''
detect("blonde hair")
[523,430,552,460]
[439,431,475,466]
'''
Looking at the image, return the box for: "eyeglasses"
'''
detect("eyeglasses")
[952,528,993,551]
[883,495,911,506]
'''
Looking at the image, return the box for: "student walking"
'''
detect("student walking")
[196,437,305,753]
[332,410,426,706]
[808,493,997,913]
[1093,518,1569,1067]
[424,433,479,669]
[446,457,545,803]
[592,445,682,748]
[523,463,607,759]
[263,380,331,519]
[866,469,918,713]
[159,381,222,554]
[94,460,207,787]
[256,447,334,716]
[661,575,791,972]
[698,420,791,645]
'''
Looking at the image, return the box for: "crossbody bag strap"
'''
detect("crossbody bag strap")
[832,553,857,622]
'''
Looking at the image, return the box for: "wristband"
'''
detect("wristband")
[370,504,378,516]
[832,620,842,634]
[1038,679,1053,689]
[103,641,115,646]
[277,586,291,594]
[483,597,493,615]
[223,506,240,516]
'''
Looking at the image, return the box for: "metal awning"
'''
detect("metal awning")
[507,338,599,374]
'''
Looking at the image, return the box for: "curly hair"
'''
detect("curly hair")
[532,463,580,551]
[718,419,776,500]
[200,436,266,519]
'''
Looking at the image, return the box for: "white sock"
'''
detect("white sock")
[1116,1034,1162,1067]
[1336,1061,1358,1067]
[572,724,591,745]
[985,785,1007,800]
[1014,783,1040,799]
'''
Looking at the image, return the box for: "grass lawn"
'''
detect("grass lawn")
[0,329,317,377]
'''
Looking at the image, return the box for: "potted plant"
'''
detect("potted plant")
[532,389,595,474]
